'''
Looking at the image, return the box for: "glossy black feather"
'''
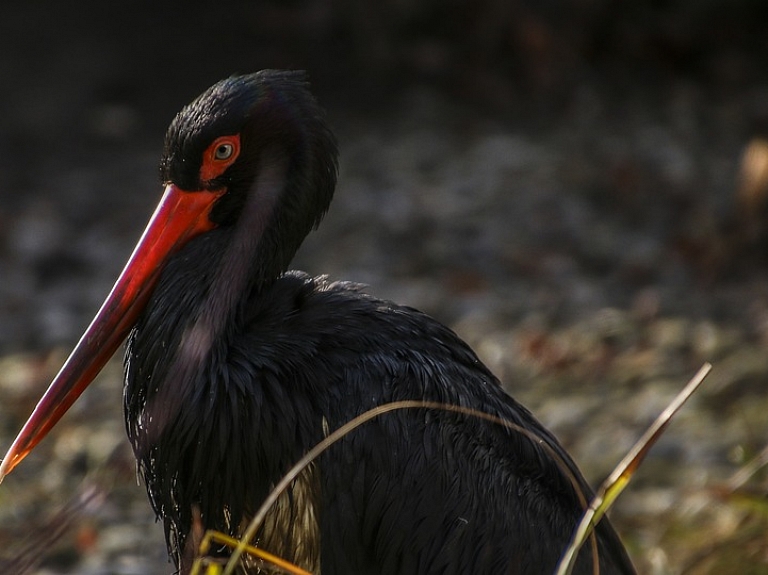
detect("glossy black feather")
[123,71,636,574]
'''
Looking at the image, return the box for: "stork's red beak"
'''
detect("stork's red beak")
[0,184,224,480]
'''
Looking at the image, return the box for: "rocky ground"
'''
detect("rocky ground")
[0,2,767,574]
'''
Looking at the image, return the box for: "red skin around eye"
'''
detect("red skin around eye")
[199,134,241,182]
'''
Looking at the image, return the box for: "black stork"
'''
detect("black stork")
[0,70,635,575]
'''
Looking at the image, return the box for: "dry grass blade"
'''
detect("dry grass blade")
[190,531,312,575]
[726,442,768,493]
[555,362,713,575]
[216,400,594,575]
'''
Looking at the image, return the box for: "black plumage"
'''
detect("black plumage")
[124,71,635,574]
[2,70,636,574]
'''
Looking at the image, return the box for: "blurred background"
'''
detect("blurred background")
[1,1,768,573]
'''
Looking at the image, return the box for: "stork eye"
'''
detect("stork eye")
[200,134,241,182]
[214,143,234,160]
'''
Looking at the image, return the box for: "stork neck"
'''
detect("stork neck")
[138,151,290,440]
[189,150,290,352]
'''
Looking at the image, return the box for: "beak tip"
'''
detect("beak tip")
[0,452,17,482]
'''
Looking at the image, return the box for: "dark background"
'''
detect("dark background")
[0,1,767,573]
